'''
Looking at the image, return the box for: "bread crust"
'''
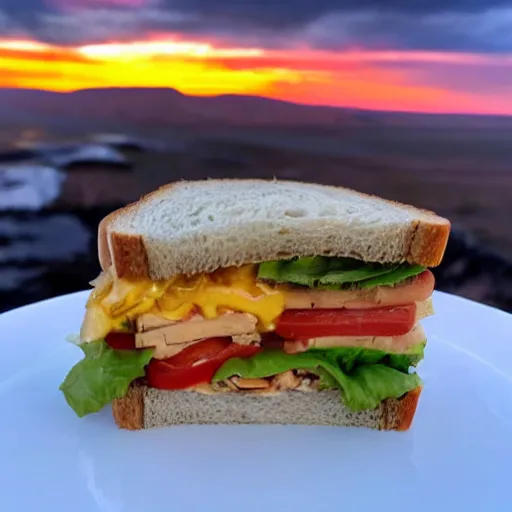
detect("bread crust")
[98,179,450,279]
[112,384,422,432]
[110,232,150,279]
[112,380,145,430]
[380,386,422,431]
[407,221,450,269]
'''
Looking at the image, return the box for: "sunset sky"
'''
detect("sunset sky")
[1,0,511,114]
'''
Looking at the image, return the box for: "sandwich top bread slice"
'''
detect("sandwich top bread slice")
[98,179,449,280]
[60,179,450,431]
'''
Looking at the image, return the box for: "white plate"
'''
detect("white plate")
[1,291,512,512]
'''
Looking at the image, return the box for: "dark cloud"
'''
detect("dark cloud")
[162,0,512,27]
[0,0,42,33]
[301,9,512,53]
[0,0,511,52]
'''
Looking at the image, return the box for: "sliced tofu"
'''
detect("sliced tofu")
[230,377,270,390]
[136,313,178,332]
[284,324,426,354]
[415,298,434,321]
[280,270,434,310]
[135,312,258,359]
[232,332,261,345]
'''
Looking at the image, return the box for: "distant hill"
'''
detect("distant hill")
[0,87,351,128]
[1,87,511,132]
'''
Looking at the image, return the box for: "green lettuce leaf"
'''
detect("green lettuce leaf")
[259,257,330,287]
[387,342,425,372]
[212,346,423,411]
[331,365,422,411]
[59,340,153,417]
[358,264,426,288]
[257,256,425,289]
[307,342,425,372]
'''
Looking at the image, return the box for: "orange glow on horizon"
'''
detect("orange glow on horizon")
[1,37,511,115]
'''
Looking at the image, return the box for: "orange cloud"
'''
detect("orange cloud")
[0,68,71,86]
[0,47,93,64]
[1,37,511,115]
[0,38,298,96]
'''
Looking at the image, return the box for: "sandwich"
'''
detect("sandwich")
[60,179,450,431]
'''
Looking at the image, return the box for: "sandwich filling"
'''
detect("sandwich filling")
[60,256,433,418]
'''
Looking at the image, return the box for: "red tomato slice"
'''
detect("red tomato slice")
[167,337,232,366]
[105,332,136,350]
[146,338,261,390]
[275,304,416,339]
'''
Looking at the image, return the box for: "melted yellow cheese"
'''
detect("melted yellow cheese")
[80,265,285,342]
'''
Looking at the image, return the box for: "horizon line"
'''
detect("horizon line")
[3,85,512,119]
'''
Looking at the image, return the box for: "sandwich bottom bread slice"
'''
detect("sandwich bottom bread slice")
[113,382,422,431]
[59,179,450,431]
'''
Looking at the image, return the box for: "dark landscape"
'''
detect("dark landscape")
[1,87,511,314]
